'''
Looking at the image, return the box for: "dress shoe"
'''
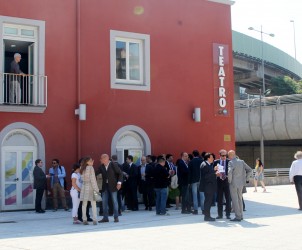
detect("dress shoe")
[64,208,69,211]
[87,218,93,222]
[216,216,223,219]
[230,218,241,222]
[181,210,191,214]
[114,217,119,223]
[204,216,215,221]
[226,216,231,219]
[192,210,198,215]
[160,212,170,216]
[98,218,109,223]
[36,210,45,213]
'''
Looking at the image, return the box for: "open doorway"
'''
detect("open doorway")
[3,39,34,103]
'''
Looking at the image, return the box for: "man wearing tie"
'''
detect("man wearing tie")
[124,155,139,211]
[213,149,231,219]
[199,153,219,221]
[177,152,191,214]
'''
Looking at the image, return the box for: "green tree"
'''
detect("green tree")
[269,76,302,96]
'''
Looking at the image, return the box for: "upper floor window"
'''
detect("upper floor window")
[110,30,150,91]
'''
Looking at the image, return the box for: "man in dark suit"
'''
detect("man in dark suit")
[153,156,170,215]
[98,154,123,223]
[189,150,203,215]
[33,159,48,213]
[177,152,191,214]
[213,149,231,219]
[199,153,219,221]
[123,155,139,211]
[145,155,156,209]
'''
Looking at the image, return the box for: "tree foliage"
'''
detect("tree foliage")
[269,76,302,96]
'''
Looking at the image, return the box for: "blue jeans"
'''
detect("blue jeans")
[154,188,167,214]
[191,182,199,211]
[102,188,119,219]
[199,191,205,210]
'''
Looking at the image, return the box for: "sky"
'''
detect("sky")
[231,0,302,63]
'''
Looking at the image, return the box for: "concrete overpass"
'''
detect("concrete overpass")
[235,94,302,169]
[232,32,302,169]
[232,31,302,100]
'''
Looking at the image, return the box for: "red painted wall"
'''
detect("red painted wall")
[0,0,234,173]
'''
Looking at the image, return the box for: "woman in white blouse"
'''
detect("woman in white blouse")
[289,151,302,211]
[70,163,82,224]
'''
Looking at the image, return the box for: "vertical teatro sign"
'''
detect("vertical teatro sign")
[213,43,230,116]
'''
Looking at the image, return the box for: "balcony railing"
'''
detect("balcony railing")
[0,73,47,113]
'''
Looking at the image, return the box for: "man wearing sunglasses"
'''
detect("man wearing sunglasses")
[49,159,69,211]
[213,149,231,220]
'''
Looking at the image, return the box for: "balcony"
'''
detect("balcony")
[0,73,47,113]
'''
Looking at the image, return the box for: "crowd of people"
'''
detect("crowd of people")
[32,149,302,225]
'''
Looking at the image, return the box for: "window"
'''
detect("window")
[110,30,150,91]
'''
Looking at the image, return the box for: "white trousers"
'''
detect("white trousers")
[70,189,80,218]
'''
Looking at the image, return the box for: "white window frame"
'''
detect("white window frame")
[110,30,150,91]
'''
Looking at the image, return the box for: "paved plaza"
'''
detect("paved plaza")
[0,184,302,250]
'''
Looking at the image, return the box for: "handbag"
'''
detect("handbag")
[93,190,102,202]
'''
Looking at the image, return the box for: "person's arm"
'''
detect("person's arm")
[113,162,123,189]
[58,166,66,178]
[228,162,233,183]
[90,167,99,192]
[244,161,253,181]
[289,162,295,183]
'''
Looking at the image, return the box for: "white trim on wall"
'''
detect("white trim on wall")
[111,125,151,157]
[207,0,235,5]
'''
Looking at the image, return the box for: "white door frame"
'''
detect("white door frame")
[1,146,37,210]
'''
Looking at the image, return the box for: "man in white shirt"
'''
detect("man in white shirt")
[289,151,302,211]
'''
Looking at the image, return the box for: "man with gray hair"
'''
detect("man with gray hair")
[228,150,252,222]
[10,53,25,104]
[289,151,302,211]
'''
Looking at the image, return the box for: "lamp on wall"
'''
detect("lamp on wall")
[192,107,201,122]
[75,104,86,121]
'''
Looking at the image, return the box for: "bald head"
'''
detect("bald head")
[100,154,110,165]
[228,150,236,160]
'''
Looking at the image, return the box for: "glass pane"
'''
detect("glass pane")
[22,183,34,205]
[21,29,34,36]
[5,152,17,181]
[4,27,18,35]
[116,41,127,80]
[22,152,33,181]
[5,184,17,205]
[129,43,140,81]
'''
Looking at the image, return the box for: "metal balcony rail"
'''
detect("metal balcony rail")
[0,72,47,106]
[252,168,290,178]
[235,94,302,109]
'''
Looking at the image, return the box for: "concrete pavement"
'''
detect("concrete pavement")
[0,185,302,250]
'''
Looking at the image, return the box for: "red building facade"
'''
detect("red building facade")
[0,0,234,211]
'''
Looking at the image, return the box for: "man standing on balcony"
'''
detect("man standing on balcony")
[10,53,25,104]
